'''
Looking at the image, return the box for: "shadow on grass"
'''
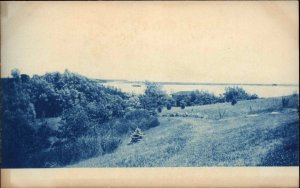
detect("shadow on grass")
[260,121,299,166]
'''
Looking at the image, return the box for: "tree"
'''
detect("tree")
[59,105,90,140]
[223,86,252,104]
[86,101,112,123]
[126,95,142,111]
[140,82,168,112]
[2,77,38,167]
[11,68,20,79]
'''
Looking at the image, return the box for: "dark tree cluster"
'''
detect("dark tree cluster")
[171,87,258,108]
[1,69,159,167]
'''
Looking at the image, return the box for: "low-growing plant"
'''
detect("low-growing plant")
[248,105,253,114]
[218,109,227,119]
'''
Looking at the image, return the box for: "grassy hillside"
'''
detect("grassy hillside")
[70,95,299,167]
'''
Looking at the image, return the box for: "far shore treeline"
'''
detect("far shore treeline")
[1,69,259,168]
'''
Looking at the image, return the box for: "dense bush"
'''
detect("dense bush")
[172,90,223,108]
[27,69,129,118]
[59,105,90,139]
[101,134,121,153]
[124,109,160,131]
[171,88,258,108]
[1,69,158,167]
[2,77,41,167]
[190,90,219,105]
[180,102,186,109]
[223,86,258,103]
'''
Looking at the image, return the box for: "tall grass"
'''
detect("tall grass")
[217,108,227,120]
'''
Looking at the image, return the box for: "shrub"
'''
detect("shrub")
[124,109,159,131]
[218,109,227,119]
[180,102,186,109]
[11,68,21,79]
[249,94,258,100]
[173,90,222,107]
[224,86,256,103]
[157,107,162,113]
[146,116,160,129]
[29,135,104,167]
[111,120,129,135]
[124,109,151,121]
[167,104,172,110]
[101,134,121,153]
[86,101,111,123]
[59,105,90,139]
[231,99,237,105]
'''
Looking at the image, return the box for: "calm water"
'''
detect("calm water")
[103,82,299,98]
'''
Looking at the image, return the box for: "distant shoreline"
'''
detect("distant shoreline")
[95,79,298,87]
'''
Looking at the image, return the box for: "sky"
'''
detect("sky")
[1,1,299,84]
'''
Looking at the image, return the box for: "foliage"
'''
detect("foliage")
[59,105,90,139]
[2,69,160,167]
[2,78,40,167]
[231,99,237,106]
[101,133,121,153]
[124,109,160,131]
[167,104,172,110]
[223,86,257,104]
[180,102,186,109]
[11,68,20,79]
[172,90,225,107]
[126,95,142,111]
[140,82,168,112]
[172,87,258,108]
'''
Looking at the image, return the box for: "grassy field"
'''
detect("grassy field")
[70,95,299,167]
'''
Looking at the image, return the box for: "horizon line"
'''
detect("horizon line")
[1,70,298,87]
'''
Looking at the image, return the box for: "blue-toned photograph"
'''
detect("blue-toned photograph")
[1,1,299,168]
